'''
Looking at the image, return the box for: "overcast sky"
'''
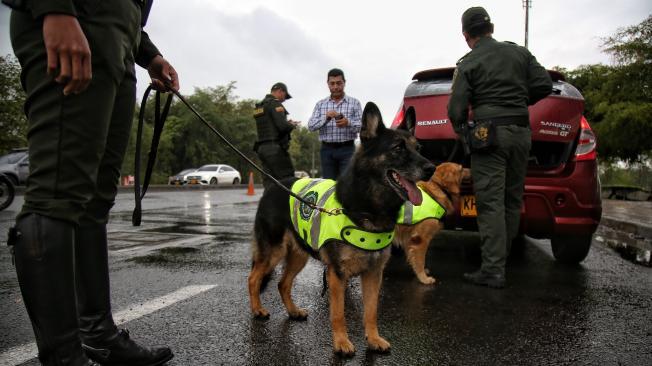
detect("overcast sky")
[1,0,650,125]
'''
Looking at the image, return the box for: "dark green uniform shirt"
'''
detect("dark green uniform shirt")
[15,0,160,68]
[448,37,552,131]
[254,94,295,147]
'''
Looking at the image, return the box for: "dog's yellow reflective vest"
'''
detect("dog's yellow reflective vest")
[397,186,447,225]
[289,178,395,251]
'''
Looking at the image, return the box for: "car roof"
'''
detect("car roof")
[412,67,565,82]
[198,164,234,168]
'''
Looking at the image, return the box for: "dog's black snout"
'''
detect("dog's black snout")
[422,162,436,180]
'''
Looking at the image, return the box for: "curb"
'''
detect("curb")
[600,215,652,241]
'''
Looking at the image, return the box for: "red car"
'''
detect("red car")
[391,67,602,264]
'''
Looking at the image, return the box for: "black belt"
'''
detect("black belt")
[482,116,530,127]
[322,140,354,148]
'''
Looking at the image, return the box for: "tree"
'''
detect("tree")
[124,83,262,183]
[565,15,652,163]
[0,55,28,154]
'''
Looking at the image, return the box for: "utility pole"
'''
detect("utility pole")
[523,0,532,49]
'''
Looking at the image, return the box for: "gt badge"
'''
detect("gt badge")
[474,126,489,141]
[300,191,318,220]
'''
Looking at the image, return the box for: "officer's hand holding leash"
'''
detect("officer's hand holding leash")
[148,55,179,92]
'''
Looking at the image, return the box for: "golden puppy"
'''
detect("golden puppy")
[393,162,471,284]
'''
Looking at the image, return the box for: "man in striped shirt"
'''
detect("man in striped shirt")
[308,68,362,179]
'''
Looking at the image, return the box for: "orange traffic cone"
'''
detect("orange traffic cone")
[246,171,255,196]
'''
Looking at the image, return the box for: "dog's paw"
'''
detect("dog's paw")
[252,308,270,319]
[333,338,356,357]
[288,308,308,321]
[367,336,391,353]
[418,275,437,285]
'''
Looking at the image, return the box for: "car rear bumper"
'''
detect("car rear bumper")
[445,160,602,239]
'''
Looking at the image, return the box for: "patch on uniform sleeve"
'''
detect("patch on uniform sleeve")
[253,108,264,117]
[275,106,285,113]
[452,68,459,88]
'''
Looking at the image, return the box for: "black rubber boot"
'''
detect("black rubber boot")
[11,214,98,366]
[75,222,173,366]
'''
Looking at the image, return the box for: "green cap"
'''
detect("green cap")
[462,6,491,32]
[271,82,292,99]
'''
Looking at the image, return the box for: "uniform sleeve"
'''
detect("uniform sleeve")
[349,99,362,133]
[267,100,294,134]
[447,66,472,133]
[30,0,77,18]
[135,30,162,68]
[526,53,553,106]
[308,101,327,131]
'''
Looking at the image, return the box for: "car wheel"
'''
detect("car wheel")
[210,177,218,185]
[509,235,527,258]
[0,176,15,211]
[4,174,18,186]
[551,235,592,264]
[233,177,240,185]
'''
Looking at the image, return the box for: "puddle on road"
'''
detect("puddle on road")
[128,246,200,265]
[595,226,652,267]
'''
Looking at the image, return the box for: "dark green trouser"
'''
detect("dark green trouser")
[10,0,141,225]
[256,142,295,189]
[470,125,531,276]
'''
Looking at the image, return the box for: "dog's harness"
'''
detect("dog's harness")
[397,186,447,225]
[290,178,395,251]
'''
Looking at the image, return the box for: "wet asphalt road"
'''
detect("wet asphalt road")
[0,188,651,366]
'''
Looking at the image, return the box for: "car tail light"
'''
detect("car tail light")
[574,116,597,161]
[392,102,405,128]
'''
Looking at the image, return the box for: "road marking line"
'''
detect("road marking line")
[0,284,217,366]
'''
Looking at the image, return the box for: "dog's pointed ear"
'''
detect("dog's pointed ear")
[360,102,386,141]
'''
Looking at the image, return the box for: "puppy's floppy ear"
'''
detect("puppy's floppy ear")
[360,102,386,141]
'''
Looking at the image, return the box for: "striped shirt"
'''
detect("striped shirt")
[307,94,362,143]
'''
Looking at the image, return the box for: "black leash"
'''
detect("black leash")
[132,85,172,226]
[132,84,343,226]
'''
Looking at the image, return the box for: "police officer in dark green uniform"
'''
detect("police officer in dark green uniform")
[448,7,552,289]
[6,0,175,364]
[254,82,299,189]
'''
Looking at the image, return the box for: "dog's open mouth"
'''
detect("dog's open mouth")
[387,170,423,205]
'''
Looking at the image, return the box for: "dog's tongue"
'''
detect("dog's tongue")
[398,175,423,206]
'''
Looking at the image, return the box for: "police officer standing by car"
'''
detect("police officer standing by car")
[5,0,175,364]
[254,82,299,189]
[448,7,552,289]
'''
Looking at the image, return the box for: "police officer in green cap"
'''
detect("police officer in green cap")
[254,82,300,189]
[6,0,174,364]
[448,6,552,288]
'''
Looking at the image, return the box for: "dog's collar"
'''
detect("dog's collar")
[290,178,395,251]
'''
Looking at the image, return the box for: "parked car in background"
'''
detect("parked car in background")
[294,170,310,178]
[391,67,602,264]
[186,164,241,185]
[168,168,196,185]
[0,148,29,186]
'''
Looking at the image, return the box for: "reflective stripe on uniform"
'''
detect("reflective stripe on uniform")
[397,186,447,225]
[309,185,336,250]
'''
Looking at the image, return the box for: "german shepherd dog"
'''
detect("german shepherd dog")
[393,162,471,284]
[247,102,435,356]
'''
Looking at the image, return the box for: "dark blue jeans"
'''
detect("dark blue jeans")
[320,143,355,180]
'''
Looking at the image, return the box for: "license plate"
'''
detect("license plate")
[189,179,199,185]
[461,195,477,217]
